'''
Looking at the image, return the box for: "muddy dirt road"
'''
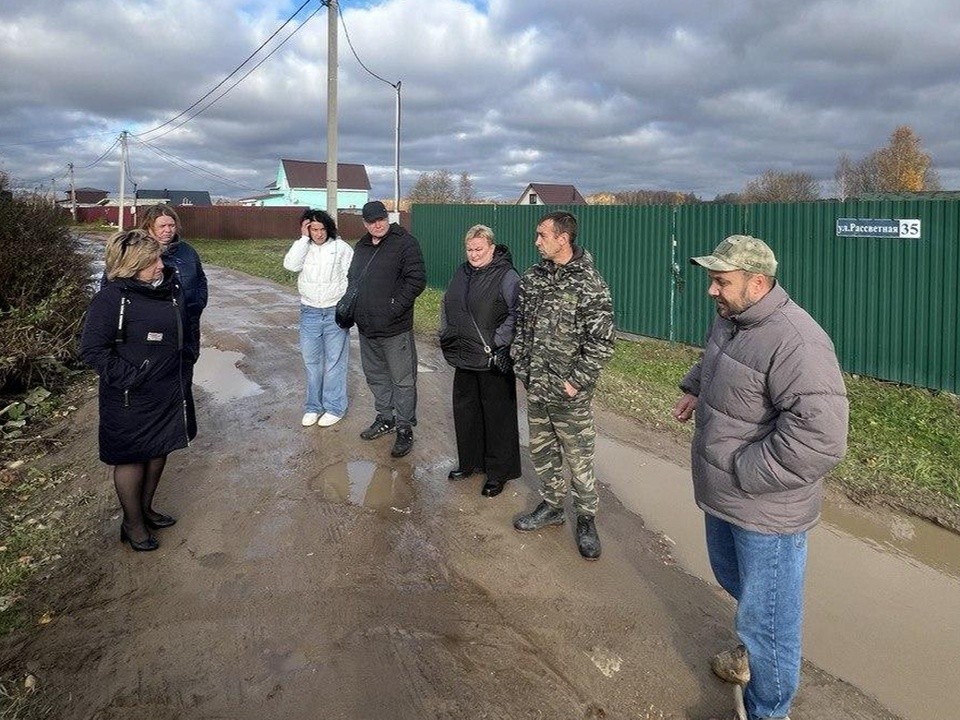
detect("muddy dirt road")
[3,267,905,719]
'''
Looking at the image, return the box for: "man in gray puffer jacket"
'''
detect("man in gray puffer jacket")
[673,235,848,720]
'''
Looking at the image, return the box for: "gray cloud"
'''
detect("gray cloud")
[2,0,959,201]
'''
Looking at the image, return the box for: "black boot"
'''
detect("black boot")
[481,477,506,497]
[448,466,482,480]
[576,515,601,559]
[360,414,396,440]
[514,501,565,531]
[391,426,414,457]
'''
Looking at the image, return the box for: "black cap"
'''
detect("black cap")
[362,201,389,222]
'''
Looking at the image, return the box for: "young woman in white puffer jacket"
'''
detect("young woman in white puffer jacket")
[283,209,354,427]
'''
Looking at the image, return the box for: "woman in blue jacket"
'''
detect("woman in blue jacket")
[81,230,197,551]
[140,204,207,436]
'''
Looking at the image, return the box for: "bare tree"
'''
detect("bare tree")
[834,153,855,201]
[456,172,476,203]
[406,170,479,204]
[406,170,456,204]
[742,170,820,202]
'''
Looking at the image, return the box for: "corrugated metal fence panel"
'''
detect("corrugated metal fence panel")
[414,200,960,393]
[581,204,674,338]
[412,204,498,288]
[414,204,674,338]
[745,199,960,392]
[674,202,745,346]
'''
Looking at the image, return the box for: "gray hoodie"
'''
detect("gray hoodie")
[680,283,849,534]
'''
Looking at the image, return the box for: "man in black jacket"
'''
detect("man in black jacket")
[350,201,426,457]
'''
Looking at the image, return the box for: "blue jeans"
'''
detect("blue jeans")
[299,305,349,416]
[705,513,807,720]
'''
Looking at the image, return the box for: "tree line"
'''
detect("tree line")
[403,125,942,205]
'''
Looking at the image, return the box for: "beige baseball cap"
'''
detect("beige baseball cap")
[690,234,777,276]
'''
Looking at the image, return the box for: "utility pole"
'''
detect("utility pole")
[69,162,77,222]
[326,0,338,220]
[394,80,401,214]
[118,131,128,231]
[51,176,57,208]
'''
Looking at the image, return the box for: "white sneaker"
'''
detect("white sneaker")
[301,412,320,427]
[317,412,342,427]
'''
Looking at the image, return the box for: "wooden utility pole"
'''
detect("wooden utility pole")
[326,0,338,220]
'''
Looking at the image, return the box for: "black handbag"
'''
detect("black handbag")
[335,246,381,330]
[468,312,513,375]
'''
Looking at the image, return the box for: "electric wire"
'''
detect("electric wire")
[142,5,323,143]
[338,1,399,89]
[0,130,118,150]
[136,0,316,140]
[131,135,263,194]
[76,134,123,170]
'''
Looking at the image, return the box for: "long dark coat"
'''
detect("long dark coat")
[80,269,196,464]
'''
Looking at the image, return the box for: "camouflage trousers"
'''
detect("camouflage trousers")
[527,399,598,516]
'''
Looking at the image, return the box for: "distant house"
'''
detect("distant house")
[69,187,109,205]
[137,189,212,206]
[238,159,371,209]
[517,183,587,206]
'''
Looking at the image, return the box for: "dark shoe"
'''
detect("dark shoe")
[576,514,601,559]
[391,426,414,457]
[514,501,565,531]
[447,466,482,480]
[360,414,396,440]
[481,477,506,497]
[120,524,159,552]
[144,512,176,529]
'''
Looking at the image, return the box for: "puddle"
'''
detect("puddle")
[310,460,414,511]
[193,348,263,403]
[596,435,960,720]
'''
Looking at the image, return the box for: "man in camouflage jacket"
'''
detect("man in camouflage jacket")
[512,211,615,559]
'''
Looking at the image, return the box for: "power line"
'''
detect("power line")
[0,130,118,150]
[338,1,398,89]
[12,133,119,186]
[130,135,263,194]
[142,5,324,143]
[136,0,318,140]
[76,134,123,170]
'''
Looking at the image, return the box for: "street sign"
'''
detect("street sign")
[836,218,922,239]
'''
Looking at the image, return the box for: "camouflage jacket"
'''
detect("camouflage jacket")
[512,246,615,406]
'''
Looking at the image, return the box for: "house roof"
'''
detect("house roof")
[74,187,108,193]
[137,189,212,206]
[520,183,587,204]
[281,159,371,191]
[237,193,285,203]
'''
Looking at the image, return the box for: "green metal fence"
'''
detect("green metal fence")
[413,200,960,393]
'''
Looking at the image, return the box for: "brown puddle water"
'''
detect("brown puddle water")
[193,348,263,403]
[309,460,414,511]
[595,435,960,720]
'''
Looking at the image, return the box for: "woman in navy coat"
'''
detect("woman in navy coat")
[81,230,197,551]
[139,204,207,437]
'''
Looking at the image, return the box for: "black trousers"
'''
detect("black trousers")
[452,368,521,481]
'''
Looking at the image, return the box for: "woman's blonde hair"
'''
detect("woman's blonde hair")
[104,230,162,280]
[463,224,495,245]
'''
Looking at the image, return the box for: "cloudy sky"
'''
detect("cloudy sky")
[2,0,960,201]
